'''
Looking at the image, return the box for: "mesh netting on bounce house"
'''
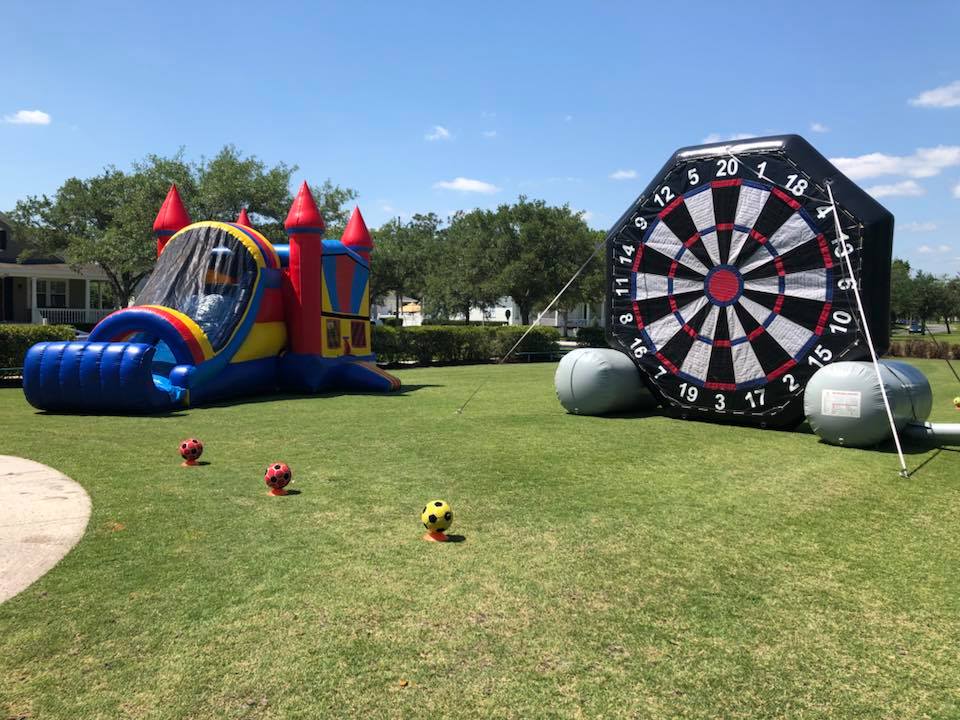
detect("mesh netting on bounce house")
[22,182,400,413]
[556,135,960,454]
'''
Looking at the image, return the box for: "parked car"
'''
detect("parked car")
[908,321,923,334]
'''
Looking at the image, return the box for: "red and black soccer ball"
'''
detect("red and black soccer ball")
[264,462,292,493]
[179,438,203,462]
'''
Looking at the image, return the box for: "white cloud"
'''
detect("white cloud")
[433,177,500,194]
[810,122,830,133]
[909,80,960,108]
[482,130,497,138]
[918,243,953,254]
[703,132,755,143]
[425,125,451,141]
[866,180,926,198]
[901,221,938,233]
[954,181,960,199]
[579,210,594,222]
[564,115,573,122]
[830,146,960,180]
[4,109,51,125]
[609,169,637,180]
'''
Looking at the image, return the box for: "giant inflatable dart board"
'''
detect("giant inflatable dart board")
[606,135,893,427]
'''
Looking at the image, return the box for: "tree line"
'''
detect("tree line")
[7,146,356,302]
[6,146,604,323]
[10,146,960,336]
[371,202,604,325]
[890,259,960,333]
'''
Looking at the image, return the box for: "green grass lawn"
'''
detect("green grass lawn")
[1,360,959,719]
[890,326,958,344]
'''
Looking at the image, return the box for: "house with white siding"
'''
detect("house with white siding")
[0,211,120,325]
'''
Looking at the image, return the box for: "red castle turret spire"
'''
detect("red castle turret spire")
[235,207,253,228]
[153,184,192,256]
[284,180,325,233]
[340,206,373,262]
[284,182,325,355]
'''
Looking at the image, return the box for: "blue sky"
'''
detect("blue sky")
[2,0,958,273]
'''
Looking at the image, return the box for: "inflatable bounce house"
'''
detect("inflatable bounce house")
[23,182,400,412]
[557,135,960,448]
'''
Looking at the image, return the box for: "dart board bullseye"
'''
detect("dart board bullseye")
[704,265,743,305]
[607,135,894,427]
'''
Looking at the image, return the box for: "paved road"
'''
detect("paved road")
[0,456,91,603]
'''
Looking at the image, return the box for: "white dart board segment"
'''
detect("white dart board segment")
[606,135,893,428]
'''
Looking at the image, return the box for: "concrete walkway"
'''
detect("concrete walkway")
[0,456,91,603]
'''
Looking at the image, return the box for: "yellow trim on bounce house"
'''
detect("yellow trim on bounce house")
[141,305,216,361]
[230,321,287,364]
[155,221,280,364]
[163,221,281,269]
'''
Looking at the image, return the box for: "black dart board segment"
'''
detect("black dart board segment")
[606,135,894,428]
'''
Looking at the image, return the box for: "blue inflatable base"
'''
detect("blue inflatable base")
[22,343,399,413]
[23,342,185,412]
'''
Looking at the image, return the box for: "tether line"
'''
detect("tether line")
[826,183,909,477]
[455,237,607,414]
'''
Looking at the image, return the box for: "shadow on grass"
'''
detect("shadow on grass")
[903,446,959,477]
[35,409,189,418]
[587,407,818,438]
[201,384,443,409]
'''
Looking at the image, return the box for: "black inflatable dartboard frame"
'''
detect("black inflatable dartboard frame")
[605,135,893,428]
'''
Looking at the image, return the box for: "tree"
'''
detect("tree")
[488,197,597,324]
[8,146,356,304]
[912,271,943,333]
[554,226,606,335]
[369,214,434,318]
[945,276,960,335]
[889,258,917,322]
[423,209,503,321]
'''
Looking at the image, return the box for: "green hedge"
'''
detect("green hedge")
[887,339,960,360]
[575,326,607,347]
[372,325,560,365]
[421,319,508,327]
[0,324,76,368]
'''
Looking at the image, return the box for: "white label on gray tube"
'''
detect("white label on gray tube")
[821,389,862,418]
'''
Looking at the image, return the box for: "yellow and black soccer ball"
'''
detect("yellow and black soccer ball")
[421,500,453,533]
[954,395,960,409]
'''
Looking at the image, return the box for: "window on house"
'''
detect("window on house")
[37,279,67,308]
[89,280,116,309]
[0,229,7,252]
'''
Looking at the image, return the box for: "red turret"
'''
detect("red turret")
[235,207,253,228]
[284,181,325,355]
[341,206,373,262]
[153,184,192,256]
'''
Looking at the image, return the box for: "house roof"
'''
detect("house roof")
[0,261,112,281]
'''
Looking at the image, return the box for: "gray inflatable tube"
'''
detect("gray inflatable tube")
[555,348,658,415]
[804,360,941,447]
